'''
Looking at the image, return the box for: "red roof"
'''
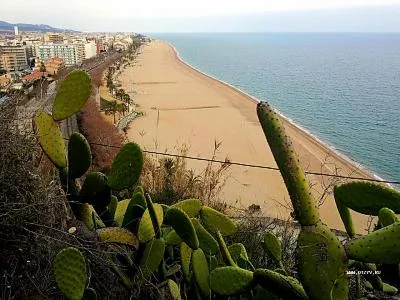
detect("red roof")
[22,71,47,82]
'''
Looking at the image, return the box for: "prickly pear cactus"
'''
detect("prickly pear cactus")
[345,222,400,264]
[334,182,400,215]
[138,238,166,279]
[83,288,97,300]
[192,248,211,298]
[161,279,181,300]
[191,218,219,254]
[138,204,164,243]
[34,110,67,168]
[68,132,92,179]
[334,197,355,237]
[53,247,87,300]
[164,207,199,249]
[165,230,182,245]
[171,199,202,217]
[180,242,192,282]
[379,207,399,227]
[256,102,319,225]
[108,196,118,220]
[210,266,253,296]
[52,69,91,121]
[97,227,139,247]
[113,199,130,227]
[200,206,237,236]
[262,232,282,264]
[253,268,307,300]
[297,223,348,300]
[80,172,111,207]
[107,142,143,191]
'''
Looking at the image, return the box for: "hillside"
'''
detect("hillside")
[0,20,77,32]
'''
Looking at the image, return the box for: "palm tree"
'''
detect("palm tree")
[103,100,118,123]
[117,103,127,117]
[118,88,125,100]
[123,93,131,111]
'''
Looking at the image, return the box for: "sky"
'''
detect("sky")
[1,0,400,32]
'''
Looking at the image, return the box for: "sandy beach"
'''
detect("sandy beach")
[118,40,375,233]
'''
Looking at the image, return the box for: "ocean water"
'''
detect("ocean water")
[151,33,400,183]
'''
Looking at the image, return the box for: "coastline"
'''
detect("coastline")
[119,39,376,232]
[170,42,380,183]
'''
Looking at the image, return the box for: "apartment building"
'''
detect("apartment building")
[35,44,80,66]
[84,42,97,59]
[44,33,64,43]
[0,45,28,72]
[45,57,65,75]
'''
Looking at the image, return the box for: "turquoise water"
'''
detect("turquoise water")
[151,33,400,183]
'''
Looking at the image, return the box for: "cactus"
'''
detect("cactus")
[209,256,218,271]
[138,203,164,243]
[131,191,147,208]
[97,227,139,247]
[180,242,192,282]
[334,198,355,237]
[68,132,92,179]
[192,248,211,298]
[53,247,87,300]
[171,199,203,217]
[253,268,307,300]
[262,232,282,264]
[164,207,199,249]
[334,181,400,215]
[107,142,143,191]
[114,199,130,227]
[345,222,400,264]
[383,282,398,295]
[210,266,253,296]
[161,279,181,300]
[80,172,111,207]
[34,110,67,168]
[379,207,399,227]
[257,102,319,225]
[52,69,91,121]
[228,243,248,263]
[138,238,166,279]
[133,185,145,196]
[191,218,219,255]
[216,231,237,267]
[257,102,348,299]
[75,203,103,230]
[200,206,237,236]
[107,196,118,220]
[297,223,348,300]
[165,230,182,245]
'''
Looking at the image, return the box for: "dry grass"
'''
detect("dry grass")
[140,142,231,209]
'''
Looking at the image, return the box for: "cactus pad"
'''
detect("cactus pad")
[138,238,165,278]
[254,268,307,300]
[107,143,143,191]
[297,223,348,300]
[34,110,67,168]
[113,199,130,227]
[257,102,319,225]
[162,279,181,300]
[108,196,118,220]
[192,248,211,298]
[335,198,355,237]
[262,232,282,263]
[131,191,147,208]
[80,172,111,207]
[200,206,237,236]
[171,199,202,217]
[379,207,399,227]
[83,288,97,300]
[138,204,164,243]
[75,203,101,230]
[53,247,87,300]
[52,70,91,120]
[192,218,219,254]
[180,242,192,282]
[216,231,237,267]
[68,132,91,179]
[228,243,249,262]
[97,227,139,247]
[164,208,199,249]
[210,266,253,296]
[165,230,182,245]
[345,222,400,264]
[334,182,400,216]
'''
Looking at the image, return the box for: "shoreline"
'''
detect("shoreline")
[119,39,377,232]
[168,41,376,183]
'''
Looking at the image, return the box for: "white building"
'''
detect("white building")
[34,44,80,66]
[14,26,19,36]
[84,42,97,59]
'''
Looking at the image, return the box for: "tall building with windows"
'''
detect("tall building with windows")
[84,42,97,59]
[35,44,80,66]
[0,45,28,72]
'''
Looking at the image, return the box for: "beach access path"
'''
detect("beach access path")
[119,40,375,233]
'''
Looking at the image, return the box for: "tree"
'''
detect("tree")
[117,103,127,117]
[103,100,118,124]
[123,93,131,111]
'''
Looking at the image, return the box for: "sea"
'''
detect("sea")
[150,33,400,184]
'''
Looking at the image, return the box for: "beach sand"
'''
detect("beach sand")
[119,40,375,233]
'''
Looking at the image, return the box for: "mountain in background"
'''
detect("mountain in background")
[0,20,78,33]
